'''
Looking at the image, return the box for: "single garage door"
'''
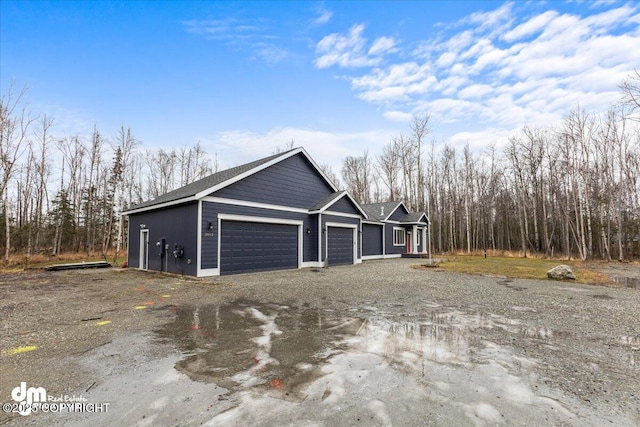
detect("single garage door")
[220,221,298,275]
[362,223,383,256]
[327,226,354,266]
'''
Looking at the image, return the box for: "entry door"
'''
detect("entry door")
[140,230,149,270]
[406,232,412,253]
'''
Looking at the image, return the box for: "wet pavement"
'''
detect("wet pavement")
[2,260,639,426]
[147,299,635,426]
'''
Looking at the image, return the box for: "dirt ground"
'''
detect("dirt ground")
[1,259,639,426]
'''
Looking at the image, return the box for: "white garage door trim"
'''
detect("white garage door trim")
[325,221,357,265]
[217,214,304,273]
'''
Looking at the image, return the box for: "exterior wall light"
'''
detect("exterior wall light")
[208,221,214,230]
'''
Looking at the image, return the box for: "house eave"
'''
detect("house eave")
[122,196,197,215]
[194,147,339,200]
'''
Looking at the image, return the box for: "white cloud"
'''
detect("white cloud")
[368,36,397,56]
[458,84,493,99]
[383,111,414,122]
[314,10,333,25]
[351,62,436,103]
[450,128,514,150]
[314,2,640,146]
[502,10,558,42]
[314,24,397,69]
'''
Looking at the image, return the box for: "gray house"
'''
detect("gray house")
[123,147,429,276]
[360,201,429,260]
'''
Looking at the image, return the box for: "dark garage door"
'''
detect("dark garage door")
[220,221,298,275]
[327,226,354,266]
[362,223,383,256]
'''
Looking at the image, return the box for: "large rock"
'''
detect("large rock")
[547,265,576,280]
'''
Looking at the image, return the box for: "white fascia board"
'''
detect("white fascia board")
[195,147,338,200]
[362,220,383,225]
[298,147,339,192]
[122,196,197,215]
[325,221,357,229]
[322,211,362,219]
[218,213,304,226]
[203,197,308,214]
[309,190,346,213]
[194,148,303,199]
[381,202,402,221]
[382,201,410,221]
[311,191,368,219]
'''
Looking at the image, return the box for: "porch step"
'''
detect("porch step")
[401,253,430,258]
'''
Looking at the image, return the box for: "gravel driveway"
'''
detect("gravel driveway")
[1,258,638,426]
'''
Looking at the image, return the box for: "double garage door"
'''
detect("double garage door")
[220,220,299,275]
[219,220,356,275]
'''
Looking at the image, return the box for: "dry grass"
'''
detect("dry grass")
[437,255,612,285]
[0,252,127,273]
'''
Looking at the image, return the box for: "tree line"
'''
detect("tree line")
[2,71,639,262]
[1,81,215,261]
[340,71,640,260]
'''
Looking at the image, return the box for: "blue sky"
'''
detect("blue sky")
[2,1,639,172]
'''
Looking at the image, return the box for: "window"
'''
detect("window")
[416,231,421,246]
[393,227,406,246]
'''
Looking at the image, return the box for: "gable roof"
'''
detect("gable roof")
[360,201,409,221]
[401,212,429,224]
[123,147,338,215]
[309,190,369,218]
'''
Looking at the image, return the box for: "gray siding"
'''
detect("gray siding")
[362,223,383,256]
[388,204,409,222]
[385,224,412,255]
[212,153,334,209]
[328,197,361,215]
[321,214,360,261]
[127,202,198,276]
[201,202,318,269]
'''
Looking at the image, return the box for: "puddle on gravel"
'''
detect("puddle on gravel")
[155,301,560,394]
[155,301,364,392]
[152,301,636,426]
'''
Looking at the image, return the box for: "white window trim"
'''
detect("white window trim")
[393,227,406,246]
[416,229,421,246]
